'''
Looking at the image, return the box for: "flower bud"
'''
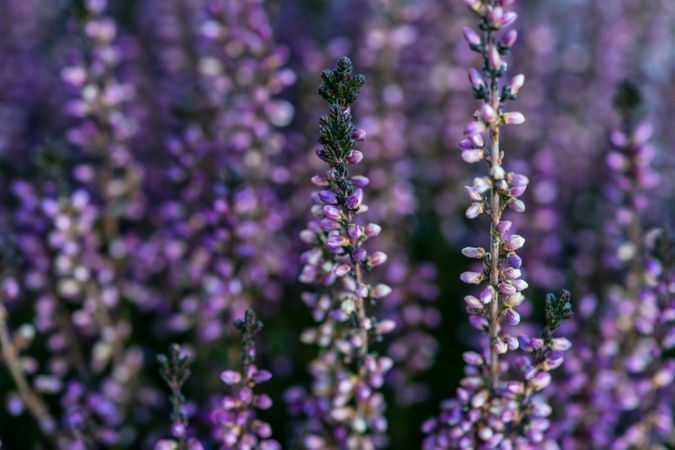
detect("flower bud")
[480,287,495,304]
[509,198,526,212]
[460,271,484,285]
[352,128,367,142]
[503,111,525,125]
[461,246,486,258]
[346,150,364,164]
[368,251,388,267]
[319,190,337,204]
[496,220,512,234]
[531,372,552,391]
[488,46,503,71]
[372,284,392,299]
[323,205,342,220]
[466,202,484,219]
[352,175,370,187]
[509,74,525,95]
[504,235,525,251]
[502,308,520,326]
[492,338,508,354]
[463,351,484,366]
[507,252,522,269]
[481,104,498,123]
[500,29,518,48]
[468,68,485,90]
[463,27,482,47]
[464,295,484,309]
[345,188,363,209]
[334,264,350,277]
[462,149,484,163]
[364,223,381,237]
[220,370,242,385]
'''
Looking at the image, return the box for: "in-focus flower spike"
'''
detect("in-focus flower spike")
[211,310,280,450]
[294,57,392,450]
[423,1,573,448]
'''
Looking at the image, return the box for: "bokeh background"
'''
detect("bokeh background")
[0,0,674,448]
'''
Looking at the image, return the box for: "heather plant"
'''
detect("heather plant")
[155,310,278,450]
[550,82,675,449]
[421,1,573,448]
[2,1,675,449]
[155,344,203,450]
[292,57,394,450]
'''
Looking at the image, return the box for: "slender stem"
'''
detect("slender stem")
[0,304,55,437]
[486,18,502,390]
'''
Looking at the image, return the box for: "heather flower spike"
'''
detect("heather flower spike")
[295,57,393,450]
[423,1,573,447]
[212,310,280,450]
[156,345,203,450]
[548,81,674,448]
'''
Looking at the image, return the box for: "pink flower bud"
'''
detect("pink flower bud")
[364,223,381,237]
[323,205,341,220]
[500,29,518,48]
[462,149,484,163]
[464,295,484,309]
[480,287,495,304]
[488,46,503,71]
[503,111,525,125]
[509,198,526,212]
[463,351,483,366]
[531,371,552,391]
[460,271,484,285]
[368,251,388,267]
[481,104,498,123]
[509,74,525,95]
[496,220,512,234]
[463,27,482,47]
[372,284,392,299]
[504,235,525,251]
[346,150,364,164]
[220,370,242,385]
[466,202,484,219]
[502,308,520,326]
[461,246,486,258]
[468,68,485,90]
[334,264,350,277]
[352,128,367,142]
[492,338,508,354]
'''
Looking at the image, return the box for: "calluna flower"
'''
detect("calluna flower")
[550,81,675,449]
[211,310,280,450]
[155,344,204,450]
[294,57,394,450]
[422,1,573,448]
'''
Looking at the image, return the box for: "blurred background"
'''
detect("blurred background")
[0,0,674,448]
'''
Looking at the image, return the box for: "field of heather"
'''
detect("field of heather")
[0,1,673,449]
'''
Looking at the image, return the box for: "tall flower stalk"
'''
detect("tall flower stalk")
[212,310,279,450]
[294,57,394,450]
[550,82,675,449]
[155,345,203,450]
[422,1,572,447]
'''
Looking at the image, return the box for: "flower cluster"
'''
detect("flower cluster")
[549,82,675,449]
[422,1,573,448]
[294,57,395,450]
[211,310,280,450]
[155,345,204,450]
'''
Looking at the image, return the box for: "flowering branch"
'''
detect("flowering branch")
[296,56,395,450]
[214,310,279,450]
[155,344,202,450]
[422,1,573,447]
